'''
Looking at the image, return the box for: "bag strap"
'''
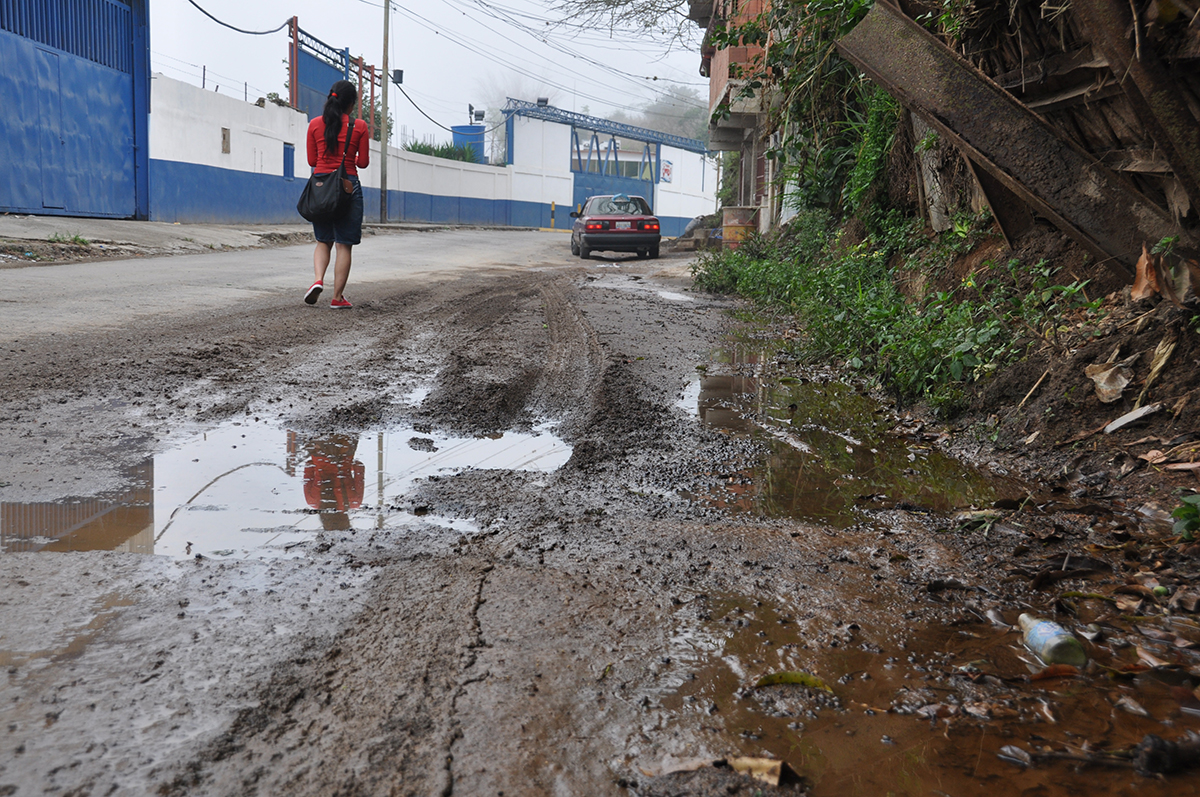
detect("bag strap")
[339,116,353,169]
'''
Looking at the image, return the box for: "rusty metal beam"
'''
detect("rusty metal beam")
[1071,0,1200,218]
[964,158,1035,249]
[837,2,1193,279]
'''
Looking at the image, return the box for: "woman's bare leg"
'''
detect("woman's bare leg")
[332,243,353,300]
[313,241,332,283]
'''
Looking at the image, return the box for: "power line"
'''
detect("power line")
[354,0,703,116]
[151,50,276,98]
[396,85,508,133]
[185,0,289,36]
[453,0,708,92]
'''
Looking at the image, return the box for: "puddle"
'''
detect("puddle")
[657,290,693,302]
[1,420,571,559]
[680,344,1016,527]
[659,592,1200,796]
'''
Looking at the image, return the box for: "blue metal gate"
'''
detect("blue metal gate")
[0,0,149,218]
[570,128,656,213]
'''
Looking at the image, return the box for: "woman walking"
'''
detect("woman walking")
[303,79,369,308]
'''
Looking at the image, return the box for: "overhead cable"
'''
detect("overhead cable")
[185,0,289,35]
[397,86,509,134]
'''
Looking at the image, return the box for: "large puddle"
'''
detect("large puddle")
[0,421,571,559]
[664,337,1200,795]
[679,340,1020,525]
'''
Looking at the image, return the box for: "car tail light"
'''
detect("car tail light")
[585,221,605,231]
[641,220,660,231]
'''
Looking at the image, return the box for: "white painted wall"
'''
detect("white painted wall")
[655,147,717,222]
[149,77,711,222]
[359,141,513,200]
[149,74,308,175]
[509,117,574,209]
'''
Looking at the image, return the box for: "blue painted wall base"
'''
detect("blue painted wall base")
[149,159,695,233]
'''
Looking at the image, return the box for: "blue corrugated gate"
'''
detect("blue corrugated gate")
[0,0,150,218]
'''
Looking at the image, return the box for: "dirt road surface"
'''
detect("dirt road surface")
[2,229,1196,796]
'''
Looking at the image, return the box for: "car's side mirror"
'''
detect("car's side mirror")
[569,211,580,218]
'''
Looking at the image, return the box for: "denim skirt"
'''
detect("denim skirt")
[311,176,363,246]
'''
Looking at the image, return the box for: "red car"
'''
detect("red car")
[570,194,661,259]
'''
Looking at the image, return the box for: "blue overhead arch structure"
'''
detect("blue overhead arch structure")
[503,98,706,213]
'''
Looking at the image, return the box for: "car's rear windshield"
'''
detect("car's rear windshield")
[588,196,651,215]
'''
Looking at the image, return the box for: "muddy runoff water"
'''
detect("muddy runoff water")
[656,339,1200,796]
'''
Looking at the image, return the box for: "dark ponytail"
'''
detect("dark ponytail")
[322,80,358,154]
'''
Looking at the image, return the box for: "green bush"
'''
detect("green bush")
[403,141,478,163]
[689,209,1101,413]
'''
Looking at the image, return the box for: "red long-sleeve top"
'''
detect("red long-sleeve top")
[306,115,370,176]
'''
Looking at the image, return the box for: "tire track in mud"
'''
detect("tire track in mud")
[410,271,610,439]
[535,278,607,437]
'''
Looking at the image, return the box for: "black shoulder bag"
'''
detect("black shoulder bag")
[297,120,356,223]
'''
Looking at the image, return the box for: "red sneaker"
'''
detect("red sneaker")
[303,281,323,305]
[330,297,353,309]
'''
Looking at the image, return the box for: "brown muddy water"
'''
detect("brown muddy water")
[678,340,1020,524]
[663,340,1200,796]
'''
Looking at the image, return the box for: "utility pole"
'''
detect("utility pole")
[379,0,389,223]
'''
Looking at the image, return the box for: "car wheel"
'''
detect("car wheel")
[579,243,591,259]
[649,244,660,259]
[570,236,579,256]
[636,249,649,259]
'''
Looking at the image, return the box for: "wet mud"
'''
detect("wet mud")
[2,234,1198,796]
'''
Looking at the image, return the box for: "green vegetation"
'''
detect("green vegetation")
[403,141,478,163]
[48,232,90,246]
[692,0,1111,414]
[1174,494,1200,542]
[691,210,1098,414]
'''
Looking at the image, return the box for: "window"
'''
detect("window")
[283,143,295,181]
[221,127,231,154]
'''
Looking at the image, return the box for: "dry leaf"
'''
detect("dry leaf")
[1136,645,1172,668]
[1139,449,1167,464]
[1136,336,1177,408]
[1116,594,1144,612]
[1085,352,1140,403]
[1116,696,1151,717]
[1105,403,1162,434]
[729,757,784,787]
[1155,254,1192,308]
[1132,243,1161,301]
[1031,664,1081,680]
[754,671,834,692]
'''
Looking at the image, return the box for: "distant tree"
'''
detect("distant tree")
[549,0,695,44]
[353,96,394,144]
[612,87,709,144]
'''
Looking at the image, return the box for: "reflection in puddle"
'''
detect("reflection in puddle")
[681,344,1013,526]
[1,421,571,559]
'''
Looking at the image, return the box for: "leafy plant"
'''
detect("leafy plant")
[402,141,478,163]
[48,232,89,246]
[1173,494,1200,542]
[915,130,940,153]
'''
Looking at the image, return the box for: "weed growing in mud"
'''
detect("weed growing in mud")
[690,209,1097,413]
[48,232,90,246]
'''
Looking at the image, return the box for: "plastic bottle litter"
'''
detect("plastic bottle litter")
[1018,613,1087,666]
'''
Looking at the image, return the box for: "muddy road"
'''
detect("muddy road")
[2,229,1198,796]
